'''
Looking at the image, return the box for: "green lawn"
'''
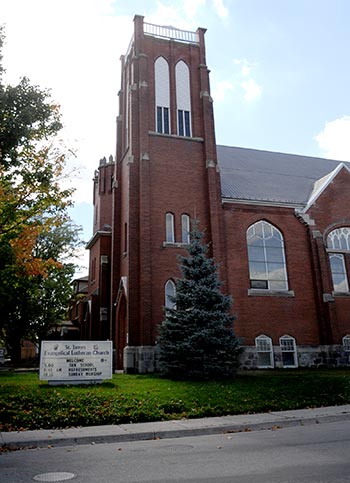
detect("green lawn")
[1,370,350,432]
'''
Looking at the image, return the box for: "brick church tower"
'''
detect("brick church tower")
[85,15,350,372]
[110,15,224,371]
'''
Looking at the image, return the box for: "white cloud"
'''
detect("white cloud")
[184,0,206,20]
[2,0,133,205]
[233,58,255,77]
[315,116,350,161]
[230,59,262,102]
[149,0,229,28]
[241,78,262,102]
[149,1,206,30]
[241,65,251,77]
[213,58,262,104]
[212,0,229,18]
[148,3,190,30]
[212,80,235,102]
[1,0,235,250]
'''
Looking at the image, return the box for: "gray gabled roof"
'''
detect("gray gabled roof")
[217,145,349,205]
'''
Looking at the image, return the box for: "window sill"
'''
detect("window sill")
[149,131,204,142]
[332,291,350,298]
[248,289,295,297]
[163,242,190,248]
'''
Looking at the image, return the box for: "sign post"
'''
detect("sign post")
[40,341,113,385]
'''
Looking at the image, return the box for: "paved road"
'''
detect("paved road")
[1,420,350,482]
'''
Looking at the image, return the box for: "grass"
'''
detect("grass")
[1,369,350,432]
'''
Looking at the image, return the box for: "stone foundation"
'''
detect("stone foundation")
[123,344,350,373]
[239,344,350,370]
[123,345,157,373]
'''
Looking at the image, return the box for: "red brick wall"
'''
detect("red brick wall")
[92,163,114,234]
[308,168,350,227]
[307,167,350,343]
[105,17,350,370]
[87,232,112,340]
[223,203,320,346]
[147,135,212,343]
[113,17,221,351]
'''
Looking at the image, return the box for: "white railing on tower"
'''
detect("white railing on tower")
[144,22,199,43]
[125,21,199,59]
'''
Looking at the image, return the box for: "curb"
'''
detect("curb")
[1,405,350,450]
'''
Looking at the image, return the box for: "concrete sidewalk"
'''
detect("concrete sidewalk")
[2,404,350,450]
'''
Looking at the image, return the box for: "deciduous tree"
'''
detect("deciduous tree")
[0,27,81,363]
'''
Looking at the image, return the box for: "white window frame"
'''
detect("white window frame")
[247,220,289,291]
[328,253,349,293]
[165,213,175,243]
[343,335,350,352]
[255,335,274,368]
[181,214,190,244]
[327,227,350,294]
[327,227,350,250]
[165,279,176,309]
[155,57,170,134]
[175,61,191,137]
[156,106,170,134]
[177,109,191,137]
[279,335,298,368]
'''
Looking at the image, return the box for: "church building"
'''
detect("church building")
[85,15,350,372]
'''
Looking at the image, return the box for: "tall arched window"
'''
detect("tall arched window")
[327,227,350,293]
[175,61,191,137]
[165,213,175,243]
[155,57,170,134]
[181,214,190,244]
[247,221,288,290]
[165,279,176,309]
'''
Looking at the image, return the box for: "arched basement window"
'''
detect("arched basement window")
[343,335,350,352]
[255,335,274,368]
[279,335,298,368]
[247,221,288,290]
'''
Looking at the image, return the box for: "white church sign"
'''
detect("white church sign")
[40,341,112,384]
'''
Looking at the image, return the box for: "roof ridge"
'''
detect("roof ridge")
[218,145,349,205]
[216,144,349,164]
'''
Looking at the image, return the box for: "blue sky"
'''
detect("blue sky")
[2,0,350,273]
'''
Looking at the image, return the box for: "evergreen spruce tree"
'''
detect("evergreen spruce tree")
[158,223,241,380]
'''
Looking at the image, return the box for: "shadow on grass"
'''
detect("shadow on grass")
[38,380,118,390]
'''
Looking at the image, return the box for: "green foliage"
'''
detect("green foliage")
[0,28,81,362]
[0,26,4,82]
[23,219,81,343]
[158,223,241,380]
[0,220,81,361]
[0,77,62,169]
[1,370,350,431]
